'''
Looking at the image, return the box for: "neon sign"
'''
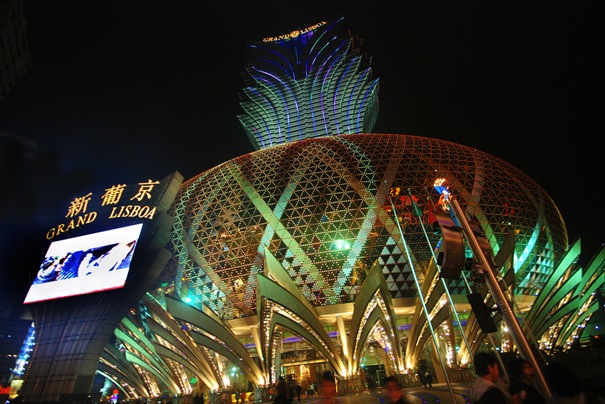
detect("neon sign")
[262,21,326,42]
[46,179,161,240]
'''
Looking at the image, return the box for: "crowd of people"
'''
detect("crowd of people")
[271,370,342,404]
[192,354,604,404]
[273,375,317,404]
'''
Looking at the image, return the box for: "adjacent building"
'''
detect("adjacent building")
[0,0,30,102]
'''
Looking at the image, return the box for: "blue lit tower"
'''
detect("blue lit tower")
[237,16,379,150]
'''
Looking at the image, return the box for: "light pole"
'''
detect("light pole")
[449,197,551,399]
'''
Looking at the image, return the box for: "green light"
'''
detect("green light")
[331,239,350,250]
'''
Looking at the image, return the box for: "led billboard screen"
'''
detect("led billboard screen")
[23,223,143,304]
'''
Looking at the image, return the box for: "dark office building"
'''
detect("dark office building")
[0,0,31,102]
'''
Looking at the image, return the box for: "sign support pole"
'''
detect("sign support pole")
[449,197,551,400]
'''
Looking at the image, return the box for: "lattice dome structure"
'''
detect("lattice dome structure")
[159,134,567,320]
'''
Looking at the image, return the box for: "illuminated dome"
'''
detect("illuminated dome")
[163,134,567,319]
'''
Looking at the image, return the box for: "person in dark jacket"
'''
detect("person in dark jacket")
[274,377,291,404]
[508,357,545,404]
[545,361,605,404]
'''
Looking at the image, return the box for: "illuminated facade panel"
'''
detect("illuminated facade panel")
[237,17,379,149]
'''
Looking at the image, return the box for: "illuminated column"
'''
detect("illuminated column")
[336,315,349,375]
[251,325,264,362]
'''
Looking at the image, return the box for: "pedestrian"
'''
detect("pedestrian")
[508,357,545,404]
[295,383,302,401]
[470,351,509,404]
[383,375,414,404]
[424,371,433,388]
[417,362,427,388]
[274,377,292,404]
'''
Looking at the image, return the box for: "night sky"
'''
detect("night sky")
[0,0,602,315]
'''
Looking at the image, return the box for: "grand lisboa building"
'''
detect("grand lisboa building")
[16,14,605,404]
[148,133,569,389]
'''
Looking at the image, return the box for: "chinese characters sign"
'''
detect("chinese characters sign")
[47,179,162,240]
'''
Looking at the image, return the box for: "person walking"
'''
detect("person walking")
[288,382,296,403]
[417,362,427,388]
[424,369,433,389]
[274,377,292,404]
[470,351,509,404]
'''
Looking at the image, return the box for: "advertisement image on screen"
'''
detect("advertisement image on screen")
[23,223,144,304]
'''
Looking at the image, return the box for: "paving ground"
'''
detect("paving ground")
[266,384,472,404]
